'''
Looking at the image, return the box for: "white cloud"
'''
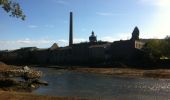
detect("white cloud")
[17,38,31,44]
[57,39,68,47]
[28,25,55,29]
[58,39,67,43]
[117,33,131,40]
[53,0,68,5]
[98,33,131,42]
[96,12,114,16]
[28,25,38,28]
[100,36,115,42]
[0,38,55,50]
[55,38,87,46]
[16,38,54,45]
[74,38,87,43]
[0,38,90,50]
[96,11,125,16]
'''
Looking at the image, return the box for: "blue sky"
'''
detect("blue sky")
[0,0,170,50]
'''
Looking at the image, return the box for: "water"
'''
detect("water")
[34,67,170,100]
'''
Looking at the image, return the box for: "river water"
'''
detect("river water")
[34,67,170,100]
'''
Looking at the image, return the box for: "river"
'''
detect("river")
[34,67,170,100]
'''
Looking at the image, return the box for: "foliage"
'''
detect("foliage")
[0,0,25,20]
[142,36,170,60]
[163,36,170,57]
[143,39,162,60]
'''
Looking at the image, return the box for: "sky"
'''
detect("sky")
[0,0,170,50]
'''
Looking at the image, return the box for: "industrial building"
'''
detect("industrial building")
[0,12,145,66]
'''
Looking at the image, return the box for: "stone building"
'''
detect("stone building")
[0,12,147,66]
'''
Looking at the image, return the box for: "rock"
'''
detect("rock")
[23,66,30,72]
[30,84,35,88]
[0,63,47,92]
[32,79,48,86]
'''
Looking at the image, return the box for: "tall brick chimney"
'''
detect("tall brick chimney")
[69,12,73,46]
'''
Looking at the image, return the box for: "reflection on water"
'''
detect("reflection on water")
[34,67,170,100]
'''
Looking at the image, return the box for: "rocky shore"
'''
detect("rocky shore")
[0,62,90,100]
[0,62,47,92]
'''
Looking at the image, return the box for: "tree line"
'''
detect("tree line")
[142,36,170,60]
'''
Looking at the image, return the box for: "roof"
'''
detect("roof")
[50,43,59,50]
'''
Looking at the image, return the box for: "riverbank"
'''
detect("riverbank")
[0,91,88,100]
[40,65,170,79]
[71,68,170,79]
[0,62,90,100]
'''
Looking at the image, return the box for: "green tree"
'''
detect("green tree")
[143,37,170,60]
[163,36,170,58]
[0,0,25,20]
[142,39,163,60]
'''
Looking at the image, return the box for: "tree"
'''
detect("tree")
[142,37,170,60]
[0,0,25,20]
[143,39,163,60]
[163,36,170,58]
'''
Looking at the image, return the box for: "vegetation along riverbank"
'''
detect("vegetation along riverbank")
[69,67,170,79]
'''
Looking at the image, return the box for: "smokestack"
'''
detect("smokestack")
[69,12,73,46]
